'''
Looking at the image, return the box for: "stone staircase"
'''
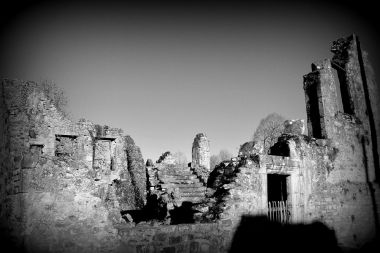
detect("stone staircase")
[155,164,207,205]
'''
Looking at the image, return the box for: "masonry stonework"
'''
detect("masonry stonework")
[1,34,380,253]
[0,79,146,252]
[204,34,380,251]
[191,133,211,184]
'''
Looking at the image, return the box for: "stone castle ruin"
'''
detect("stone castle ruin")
[1,34,380,252]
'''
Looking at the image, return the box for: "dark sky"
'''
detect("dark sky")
[1,0,379,161]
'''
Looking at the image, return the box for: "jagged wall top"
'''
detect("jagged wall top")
[0,78,147,207]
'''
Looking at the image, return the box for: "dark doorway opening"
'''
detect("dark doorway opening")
[267,174,291,223]
[268,174,288,201]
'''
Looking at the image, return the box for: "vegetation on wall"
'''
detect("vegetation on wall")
[252,113,287,154]
[210,149,233,170]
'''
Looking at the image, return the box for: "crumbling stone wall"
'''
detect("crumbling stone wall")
[208,131,377,250]
[1,34,379,253]
[191,133,210,184]
[299,34,380,248]
[206,157,266,222]
[125,135,147,209]
[0,79,146,252]
[18,158,120,253]
[276,133,376,250]
[206,34,380,250]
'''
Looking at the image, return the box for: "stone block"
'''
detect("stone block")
[169,236,182,244]
[21,154,39,168]
[190,241,199,253]
[153,233,167,242]
[200,242,210,253]
[221,219,232,227]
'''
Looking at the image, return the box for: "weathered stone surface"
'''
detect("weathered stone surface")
[1,34,380,253]
[125,135,147,209]
[205,34,380,251]
[206,156,263,221]
[116,222,231,253]
[191,133,210,184]
[192,133,210,169]
[0,79,146,252]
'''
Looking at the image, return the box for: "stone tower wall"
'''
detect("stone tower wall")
[207,34,380,251]
[191,133,210,183]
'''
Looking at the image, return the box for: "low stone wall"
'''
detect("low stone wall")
[116,221,236,253]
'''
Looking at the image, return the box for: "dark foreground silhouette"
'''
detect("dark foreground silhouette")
[229,215,338,253]
[122,199,197,225]
[169,201,196,225]
[229,215,380,253]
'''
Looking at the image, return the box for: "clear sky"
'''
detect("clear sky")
[1,0,379,162]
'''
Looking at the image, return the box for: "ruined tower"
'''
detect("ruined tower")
[303,34,380,182]
[191,133,210,184]
[192,133,210,170]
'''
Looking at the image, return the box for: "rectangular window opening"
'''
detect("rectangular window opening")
[55,134,78,139]
[93,139,114,171]
[307,84,323,138]
[55,135,77,157]
[95,137,116,141]
[331,68,344,113]
[30,144,44,154]
[333,65,354,115]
